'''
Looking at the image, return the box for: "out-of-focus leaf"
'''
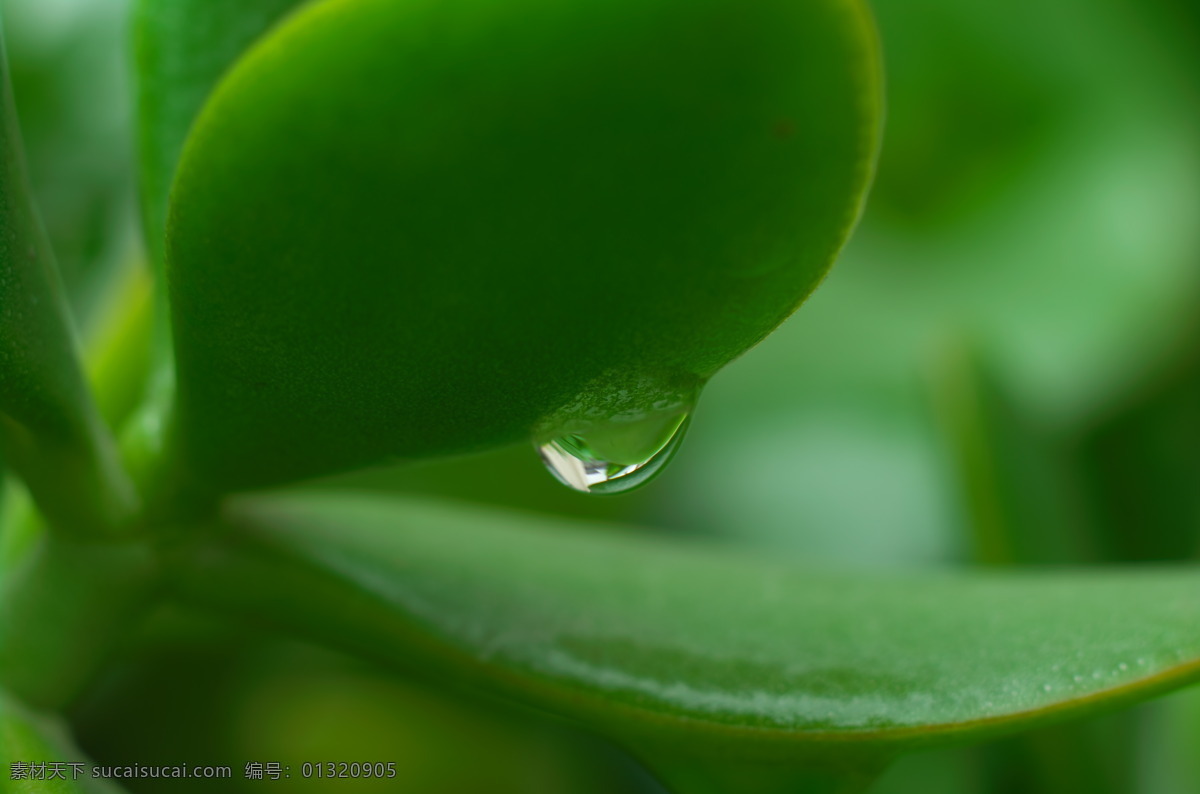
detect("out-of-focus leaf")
[859,0,1200,420]
[1075,331,1200,562]
[928,342,1143,794]
[0,24,136,538]
[984,717,1138,794]
[0,687,127,793]
[169,491,1200,777]
[644,0,1200,570]
[163,0,881,493]
[0,533,158,710]
[655,364,961,567]
[0,477,35,573]
[1139,0,1200,89]
[70,610,646,794]
[1139,684,1200,794]
[928,341,1094,565]
[0,0,138,333]
[229,648,651,794]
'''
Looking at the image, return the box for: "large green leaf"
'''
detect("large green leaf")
[130,0,315,460]
[167,491,1200,786]
[0,23,136,538]
[132,0,311,271]
[163,0,881,493]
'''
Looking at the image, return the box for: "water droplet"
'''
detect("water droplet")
[1073,675,1083,683]
[1118,662,1128,672]
[1042,684,1052,692]
[535,374,699,494]
[1137,658,1147,666]
[538,413,691,494]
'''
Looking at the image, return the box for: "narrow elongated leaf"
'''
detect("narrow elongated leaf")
[0,25,136,538]
[168,491,1200,771]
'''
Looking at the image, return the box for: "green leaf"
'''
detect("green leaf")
[164,0,882,493]
[132,0,312,272]
[0,688,127,794]
[0,23,136,539]
[130,0,316,468]
[167,491,1200,775]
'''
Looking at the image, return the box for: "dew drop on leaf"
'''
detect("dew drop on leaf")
[536,404,693,495]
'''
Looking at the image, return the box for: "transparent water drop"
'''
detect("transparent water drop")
[538,409,692,495]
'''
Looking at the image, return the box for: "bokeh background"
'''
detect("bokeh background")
[4,0,1200,791]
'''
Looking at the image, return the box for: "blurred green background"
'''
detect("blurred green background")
[4,0,1200,790]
